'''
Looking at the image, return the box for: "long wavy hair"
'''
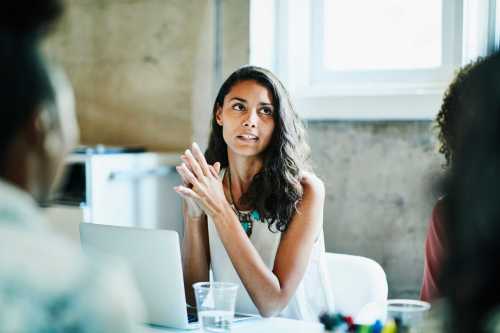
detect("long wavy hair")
[205,66,311,232]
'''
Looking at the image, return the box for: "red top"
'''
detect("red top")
[420,198,447,302]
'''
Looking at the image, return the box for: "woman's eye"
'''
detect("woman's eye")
[232,103,245,111]
[261,107,273,115]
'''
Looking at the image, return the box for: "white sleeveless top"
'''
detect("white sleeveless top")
[207,170,335,321]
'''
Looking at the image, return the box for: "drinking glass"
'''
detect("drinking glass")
[386,299,431,331]
[193,282,239,333]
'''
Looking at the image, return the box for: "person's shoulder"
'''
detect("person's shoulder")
[431,196,447,228]
[435,196,447,211]
[300,171,325,199]
[0,226,87,282]
[426,196,448,242]
[0,226,145,332]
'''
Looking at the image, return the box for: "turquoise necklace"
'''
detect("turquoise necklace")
[227,167,260,237]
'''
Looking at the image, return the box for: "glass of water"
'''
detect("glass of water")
[386,299,431,331]
[193,282,239,333]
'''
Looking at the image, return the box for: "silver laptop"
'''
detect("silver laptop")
[79,223,256,330]
[80,223,200,329]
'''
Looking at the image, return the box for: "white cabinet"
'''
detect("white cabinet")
[50,152,184,239]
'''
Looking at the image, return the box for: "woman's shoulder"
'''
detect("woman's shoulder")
[428,196,448,238]
[432,196,447,226]
[300,172,325,198]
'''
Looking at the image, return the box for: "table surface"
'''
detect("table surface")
[139,317,324,333]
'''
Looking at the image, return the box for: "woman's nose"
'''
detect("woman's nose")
[242,110,258,128]
[243,121,256,128]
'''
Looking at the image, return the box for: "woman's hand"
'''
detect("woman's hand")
[176,165,203,219]
[174,143,228,218]
[176,158,204,219]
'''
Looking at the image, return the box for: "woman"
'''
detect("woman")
[174,66,334,320]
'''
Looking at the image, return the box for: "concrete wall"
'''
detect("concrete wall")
[43,0,249,152]
[193,0,251,148]
[307,121,443,298]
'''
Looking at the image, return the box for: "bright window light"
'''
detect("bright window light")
[323,0,443,71]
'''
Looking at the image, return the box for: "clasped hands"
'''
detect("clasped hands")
[174,142,228,218]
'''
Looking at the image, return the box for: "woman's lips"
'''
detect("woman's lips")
[237,134,259,141]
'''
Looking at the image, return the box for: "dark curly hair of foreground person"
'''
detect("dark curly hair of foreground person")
[435,57,487,169]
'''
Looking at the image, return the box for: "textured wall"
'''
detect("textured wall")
[307,121,444,298]
[220,1,250,80]
[44,0,206,151]
[193,0,251,148]
[43,0,250,152]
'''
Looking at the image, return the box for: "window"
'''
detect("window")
[321,1,443,72]
[250,0,494,119]
[312,0,461,95]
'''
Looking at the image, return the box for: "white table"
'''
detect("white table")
[139,317,324,333]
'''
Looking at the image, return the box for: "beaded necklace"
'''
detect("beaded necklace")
[226,167,260,237]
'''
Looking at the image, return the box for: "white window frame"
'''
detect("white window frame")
[250,0,493,120]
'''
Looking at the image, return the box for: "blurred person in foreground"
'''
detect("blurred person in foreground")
[441,50,500,333]
[421,51,500,333]
[420,57,487,302]
[0,1,144,332]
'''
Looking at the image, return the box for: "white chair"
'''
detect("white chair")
[325,252,388,324]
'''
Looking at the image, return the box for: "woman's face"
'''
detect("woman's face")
[216,80,276,158]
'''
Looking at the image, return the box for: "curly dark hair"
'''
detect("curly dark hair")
[205,65,311,232]
[435,57,487,168]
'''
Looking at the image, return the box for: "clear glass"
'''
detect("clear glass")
[386,299,431,331]
[193,282,239,333]
[323,0,442,71]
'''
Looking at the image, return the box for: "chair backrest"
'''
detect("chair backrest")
[325,252,388,323]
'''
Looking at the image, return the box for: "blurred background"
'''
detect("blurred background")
[42,0,499,299]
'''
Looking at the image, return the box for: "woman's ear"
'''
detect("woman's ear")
[215,105,223,126]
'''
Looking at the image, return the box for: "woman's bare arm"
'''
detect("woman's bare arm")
[181,208,211,306]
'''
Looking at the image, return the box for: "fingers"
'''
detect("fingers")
[208,162,221,178]
[177,162,190,186]
[174,185,201,201]
[182,143,215,181]
[209,165,218,178]
[191,142,211,176]
[179,156,195,185]
[184,148,205,180]
[176,163,199,187]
